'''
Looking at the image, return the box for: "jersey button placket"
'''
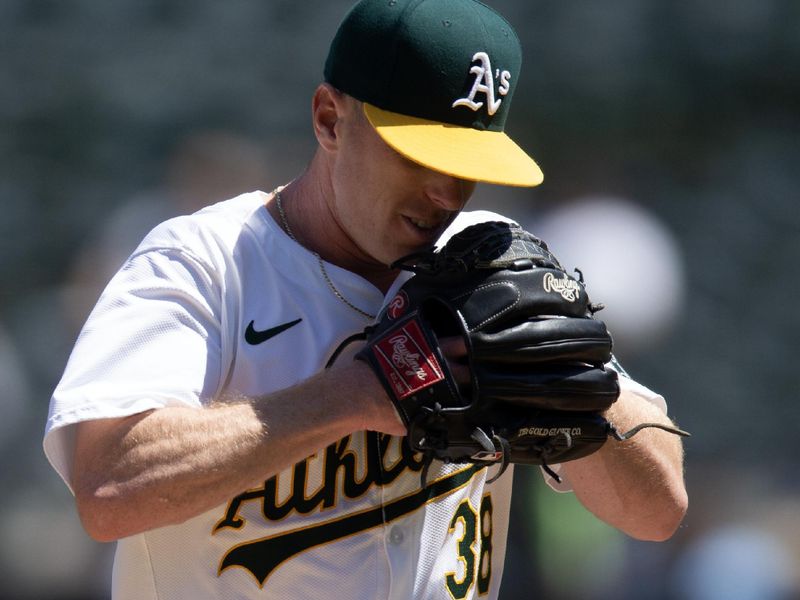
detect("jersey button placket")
[388,525,405,545]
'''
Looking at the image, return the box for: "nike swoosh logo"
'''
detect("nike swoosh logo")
[245,318,303,345]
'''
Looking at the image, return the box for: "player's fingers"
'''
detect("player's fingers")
[438,335,467,360]
[439,336,470,385]
[448,362,471,386]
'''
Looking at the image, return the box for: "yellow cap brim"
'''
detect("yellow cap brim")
[363,103,544,187]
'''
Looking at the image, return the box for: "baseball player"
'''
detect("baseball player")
[43,1,687,598]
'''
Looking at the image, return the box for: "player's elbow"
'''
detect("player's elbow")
[629,485,689,542]
[659,485,689,540]
[74,477,134,542]
[74,494,118,542]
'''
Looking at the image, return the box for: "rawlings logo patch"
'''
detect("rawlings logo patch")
[388,334,427,380]
[372,319,444,399]
[543,272,581,302]
[386,291,409,320]
[452,51,511,116]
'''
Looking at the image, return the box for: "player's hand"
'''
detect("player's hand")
[349,336,468,437]
[350,360,407,436]
[438,335,469,385]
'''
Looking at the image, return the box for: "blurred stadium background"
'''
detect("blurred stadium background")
[1,1,799,598]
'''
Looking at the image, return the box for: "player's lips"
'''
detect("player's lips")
[402,214,449,242]
[409,217,437,229]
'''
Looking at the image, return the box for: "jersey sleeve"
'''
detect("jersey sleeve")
[43,243,226,492]
[540,374,668,493]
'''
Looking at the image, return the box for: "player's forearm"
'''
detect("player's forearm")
[73,362,399,542]
[562,390,688,541]
[73,402,267,541]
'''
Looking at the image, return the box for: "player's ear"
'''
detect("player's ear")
[312,83,345,152]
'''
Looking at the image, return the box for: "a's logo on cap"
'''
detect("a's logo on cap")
[452,52,511,116]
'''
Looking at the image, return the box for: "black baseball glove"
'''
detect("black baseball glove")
[336,220,687,483]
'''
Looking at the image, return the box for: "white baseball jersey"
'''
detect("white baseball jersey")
[44,191,666,599]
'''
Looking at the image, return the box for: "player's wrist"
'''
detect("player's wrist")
[339,360,406,436]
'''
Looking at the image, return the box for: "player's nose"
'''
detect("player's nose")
[423,172,477,212]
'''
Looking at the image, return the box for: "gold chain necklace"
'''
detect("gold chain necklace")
[275,190,376,320]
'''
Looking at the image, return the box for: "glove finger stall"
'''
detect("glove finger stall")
[469,317,612,364]
[474,364,619,412]
[454,269,591,330]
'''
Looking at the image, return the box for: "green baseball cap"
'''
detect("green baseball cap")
[324,0,543,187]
